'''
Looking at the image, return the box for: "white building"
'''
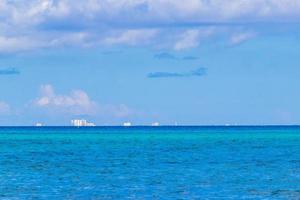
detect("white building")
[123,122,131,127]
[151,122,160,126]
[71,119,95,127]
[35,123,43,127]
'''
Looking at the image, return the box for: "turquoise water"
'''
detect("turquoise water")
[0,126,300,199]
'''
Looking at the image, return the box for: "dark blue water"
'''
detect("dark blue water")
[0,126,300,199]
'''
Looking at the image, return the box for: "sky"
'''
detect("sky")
[1,0,300,126]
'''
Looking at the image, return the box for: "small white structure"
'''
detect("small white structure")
[123,122,132,127]
[151,122,160,126]
[71,119,95,127]
[35,123,43,127]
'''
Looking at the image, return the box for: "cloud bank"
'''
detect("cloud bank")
[0,0,300,52]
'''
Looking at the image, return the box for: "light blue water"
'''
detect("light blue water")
[0,126,300,199]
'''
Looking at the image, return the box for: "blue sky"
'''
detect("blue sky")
[1,0,300,125]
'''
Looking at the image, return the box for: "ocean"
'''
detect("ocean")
[0,126,300,199]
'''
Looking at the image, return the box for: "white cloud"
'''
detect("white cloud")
[174,30,201,50]
[48,32,91,47]
[174,28,215,50]
[0,101,10,115]
[0,36,43,53]
[3,1,300,28]
[33,84,133,118]
[34,84,98,115]
[103,29,158,46]
[1,0,300,52]
[230,32,256,45]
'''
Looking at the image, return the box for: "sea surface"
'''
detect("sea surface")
[0,126,300,199]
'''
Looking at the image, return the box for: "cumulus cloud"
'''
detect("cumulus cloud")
[1,0,300,52]
[33,84,133,118]
[0,101,10,115]
[148,67,206,78]
[34,84,98,115]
